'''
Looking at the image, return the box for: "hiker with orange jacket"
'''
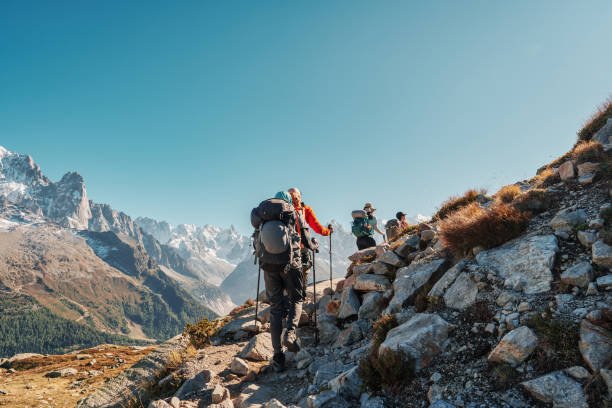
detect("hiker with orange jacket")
[288,187,333,285]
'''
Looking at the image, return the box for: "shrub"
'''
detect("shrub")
[572,140,606,164]
[459,300,494,324]
[577,97,612,141]
[494,184,522,204]
[530,167,559,188]
[525,315,581,374]
[585,373,609,408]
[439,203,530,257]
[183,318,219,349]
[358,314,412,391]
[433,189,488,221]
[513,188,553,214]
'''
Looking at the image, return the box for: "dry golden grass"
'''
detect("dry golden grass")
[571,140,606,164]
[494,184,522,204]
[513,188,553,214]
[0,345,153,408]
[433,188,487,221]
[578,97,612,141]
[530,167,559,188]
[439,202,530,257]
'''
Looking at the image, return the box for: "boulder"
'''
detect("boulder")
[240,333,274,361]
[564,366,590,380]
[578,173,596,184]
[558,161,575,180]
[443,272,478,310]
[307,391,338,408]
[579,319,612,372]
[329,366,363,399]
[379,313,452,371]
[476,234,558,294]
[560,261,593,288]
[420,229,436,242]
[318,318,341,345]
[334,322,363,348]
[358,292,385,321]
[230,357,249,376]
[592,240,612,268]
[379,250,405,267]
[337,287,361,319]
[354,274,392,292]
[388,259,448,313]
[209,401,234,408]
[428,260,468,299]
[352,263,373,276]
[372,261,393,275]
[488,326,538,366]
[577,230,598,248]
[394,235,420,258]
[348,248,377,263]
[521,371,587,408]
[593,117,612,145]
[175,369,213,399]
[265,399,287,408]
[212,385,230,403]
[577,161,600,176]
[550,208,587,231]
[45,367,78,378]
[596,274,612,290]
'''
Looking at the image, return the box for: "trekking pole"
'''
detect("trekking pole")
[312,247,319,346]
[328,226,333,290]
[254,261,261,331]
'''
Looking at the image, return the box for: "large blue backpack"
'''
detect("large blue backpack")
[351,210,372,238]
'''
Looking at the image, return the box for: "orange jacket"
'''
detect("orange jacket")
[294,203,331,237]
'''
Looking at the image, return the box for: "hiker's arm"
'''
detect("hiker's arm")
[373,220,385,235]
[304,206,330,236]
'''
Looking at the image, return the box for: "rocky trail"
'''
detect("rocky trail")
[2,119,612,408]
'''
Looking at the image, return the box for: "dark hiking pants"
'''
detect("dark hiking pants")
[356,235,376,250]
[262,263,304,354]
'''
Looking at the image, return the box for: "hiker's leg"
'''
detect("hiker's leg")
[356,236,369,250]
[263,265,284,354]
[284,265,305,332]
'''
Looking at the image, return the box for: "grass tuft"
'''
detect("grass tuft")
[512,188,554,214]
[433,189,488,221]
[577,97,612,141]
[439,203,530,257]
[494,185,522,204]
[572,140,606,164]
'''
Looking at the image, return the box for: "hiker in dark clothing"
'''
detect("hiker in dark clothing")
[352,202,385,250]
[252,191,304,372]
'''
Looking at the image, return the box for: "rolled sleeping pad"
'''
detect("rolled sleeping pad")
[351,210,367,219]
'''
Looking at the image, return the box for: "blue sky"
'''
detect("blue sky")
[1,1,611,233]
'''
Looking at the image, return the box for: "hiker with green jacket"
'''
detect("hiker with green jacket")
[352,202,385,250]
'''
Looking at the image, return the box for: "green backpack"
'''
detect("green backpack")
[351,211,372,238]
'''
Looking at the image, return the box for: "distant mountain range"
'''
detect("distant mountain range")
[0,144,394,355]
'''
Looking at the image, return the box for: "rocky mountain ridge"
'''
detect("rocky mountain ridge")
[73,105,612,408]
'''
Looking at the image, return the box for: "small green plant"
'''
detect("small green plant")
[183,318,219,349]
[525,315,581,374]
[585,373,610,408]
[488,363,520,390]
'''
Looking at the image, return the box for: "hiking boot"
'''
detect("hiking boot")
[282,329,300,352]
[271,352,285,372]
